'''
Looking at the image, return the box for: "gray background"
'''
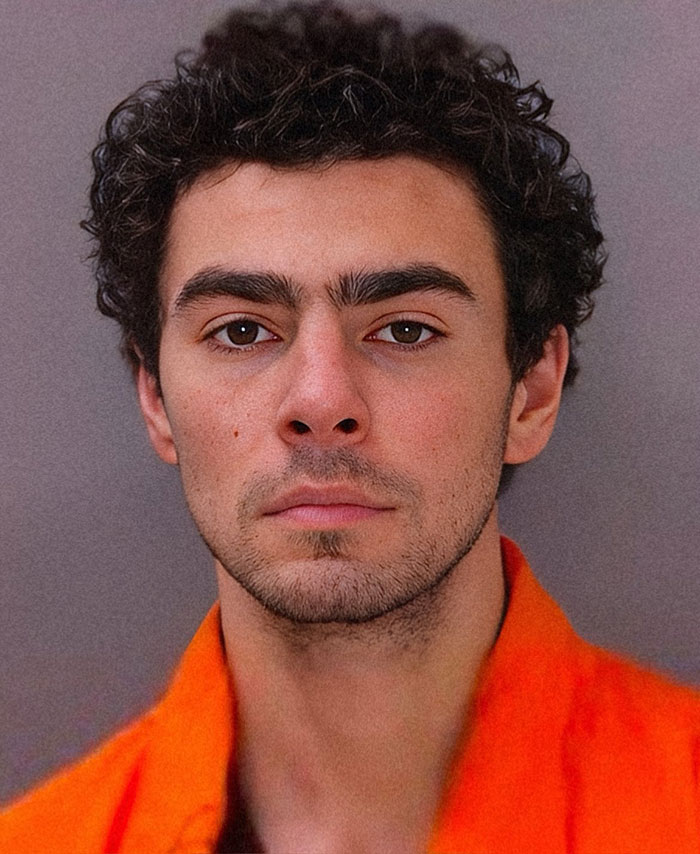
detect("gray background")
[1,0,698,803]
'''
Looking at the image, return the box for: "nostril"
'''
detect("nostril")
[336,418,358,434]
[290,420,311,434]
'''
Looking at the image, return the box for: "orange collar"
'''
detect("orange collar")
[115,600,234,852]
[118,537,585,852]
[429,536,582,851]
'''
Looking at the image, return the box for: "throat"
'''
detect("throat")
[214,523,507,852]
[228,716,457,854]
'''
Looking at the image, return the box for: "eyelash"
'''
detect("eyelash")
[205,317,445,354]
[367,320,444,350]
[207,318,279,354]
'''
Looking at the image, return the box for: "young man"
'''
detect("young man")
[2,3,698,852]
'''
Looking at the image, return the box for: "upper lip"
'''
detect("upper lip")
[262,485,393,515]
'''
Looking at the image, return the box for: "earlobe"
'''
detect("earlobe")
[504,325,569,465]
[136,364,178,465]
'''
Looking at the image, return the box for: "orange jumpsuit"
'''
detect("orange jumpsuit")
[1,538,699,852]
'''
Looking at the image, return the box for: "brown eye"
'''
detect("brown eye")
[389,321,423,344]
[225,320,260,345]
[211,319,276,349]
[370,320,440,347]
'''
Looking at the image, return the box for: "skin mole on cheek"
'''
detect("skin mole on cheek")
[234,430,239,438]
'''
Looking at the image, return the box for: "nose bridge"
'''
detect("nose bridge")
[277,310,369,444]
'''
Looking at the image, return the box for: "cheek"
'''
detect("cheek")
[379,375,503,455]
[376,374,510,504]
[163,379,265,468]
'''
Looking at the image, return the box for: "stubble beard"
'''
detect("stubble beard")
[185,410,509,633]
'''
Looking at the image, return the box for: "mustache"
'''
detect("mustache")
[238,446,422,518]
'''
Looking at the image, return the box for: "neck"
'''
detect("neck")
[216,515,506,853]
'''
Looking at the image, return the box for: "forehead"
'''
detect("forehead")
[160,156,504,310]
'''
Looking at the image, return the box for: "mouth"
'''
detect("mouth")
[262,485,394,528]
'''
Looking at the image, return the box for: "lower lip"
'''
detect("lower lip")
[267,504,390,527]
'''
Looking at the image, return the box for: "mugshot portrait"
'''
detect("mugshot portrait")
[1,0,698,840]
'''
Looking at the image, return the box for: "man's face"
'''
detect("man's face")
[147,156,517,624]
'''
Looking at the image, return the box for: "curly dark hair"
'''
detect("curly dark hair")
[83,0,604,392]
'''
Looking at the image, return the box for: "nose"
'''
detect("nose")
[276,325,370,447]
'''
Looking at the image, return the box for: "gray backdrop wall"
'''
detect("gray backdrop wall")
[2,0,698,803]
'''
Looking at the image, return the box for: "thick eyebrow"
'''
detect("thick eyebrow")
[330,264,477,308]
[171,267,300,315]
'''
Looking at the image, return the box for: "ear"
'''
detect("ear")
[504,324,569,465]
[136,363,178,465]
